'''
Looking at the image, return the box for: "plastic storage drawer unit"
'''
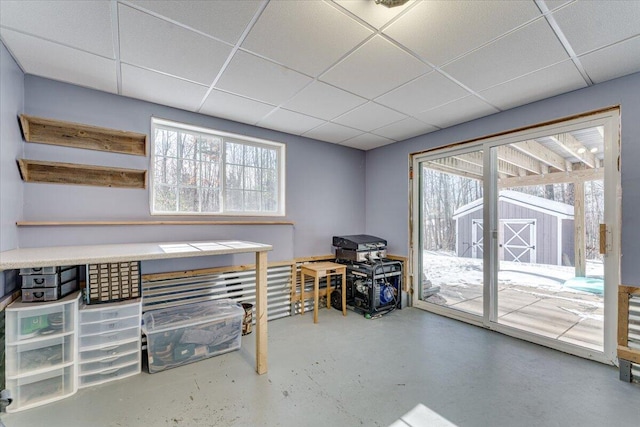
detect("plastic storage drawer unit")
[142,299,243,373]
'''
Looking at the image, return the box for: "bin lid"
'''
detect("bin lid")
[141,299,243,333]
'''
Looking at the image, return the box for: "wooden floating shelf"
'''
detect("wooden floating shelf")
[16,220,294,226]
[17,159,147,189]
[19,114,147,156]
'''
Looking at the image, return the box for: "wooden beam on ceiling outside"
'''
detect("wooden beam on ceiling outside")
[452,152,522,177]
[498,167,603,188]
[425,158,483,181]
[550,133,597,168]
[510,140,571,172]
[496,145,545,175]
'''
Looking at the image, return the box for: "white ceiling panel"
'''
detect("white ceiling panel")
[0,0,114,58]
[543,1,573,12]
[416,96,499,129]
[341,133,394,150]
[480,60,587,110]
[321,35,430,99]
[215,51,313,105]
[257,109,325,136]
[333,0,415,29]
[127,0,262,44]
[121,64,209,111]
[372,117,437,141]
[442,19,568,92]
[241,1,372,77]
[1,28,117,93]
[384,0,540,66]
[580,36,640,84]
[200,90,276,125]
[302,122,363,144]
[376,71,470,115]
[118,4,232,85]
[333,102,407,132]
[282,81,367,120]
[552,0,640,55]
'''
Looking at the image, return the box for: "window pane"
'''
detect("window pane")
[154,157,178,185]
[201,161,220,189]
[201,188,220,212]
[244,167,260,190]
[180,160,198,186]
[262,148,277,169]
[154,129,177,157]
[244,191,260,211]
[226,165,243,189]
[201,138,221,163]
[178,187,199,212]
[225,189,243,211]
[154,185,177,212]
[262,192,277,212]
[226,142,243,165]
[261,169,276,192]
[180,133,198,160]
[245,145,260,167]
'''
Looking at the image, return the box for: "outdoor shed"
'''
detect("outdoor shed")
[453,190,575,266]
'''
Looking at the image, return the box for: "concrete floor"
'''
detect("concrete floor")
[3,307,639,427]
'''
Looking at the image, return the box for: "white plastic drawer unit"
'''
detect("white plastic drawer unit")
[5,294,78,344]
[78,362,140,388]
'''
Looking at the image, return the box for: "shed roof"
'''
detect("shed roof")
[452,190,575,220]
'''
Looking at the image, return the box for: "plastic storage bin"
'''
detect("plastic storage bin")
[142,299,243,373]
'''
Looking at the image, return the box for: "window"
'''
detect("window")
[150,118,285,216]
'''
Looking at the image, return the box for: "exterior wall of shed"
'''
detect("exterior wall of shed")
[562,218,576,266]
[455,200,569,265]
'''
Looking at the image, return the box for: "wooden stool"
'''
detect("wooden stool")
[300,262,347,323]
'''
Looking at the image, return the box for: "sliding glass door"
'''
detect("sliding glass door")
[412,110,620,363]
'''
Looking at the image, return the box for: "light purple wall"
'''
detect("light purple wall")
[17,76,366,269]
[0,43,24,251]
[365,71,640,285]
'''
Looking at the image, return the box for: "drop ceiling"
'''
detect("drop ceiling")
[1,0,639,151]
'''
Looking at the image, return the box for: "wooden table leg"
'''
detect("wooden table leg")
[300,271,306,315]
[326,273,332,310]
[256,251,268,375]
[313,275,320,324]
[341,271,347,316]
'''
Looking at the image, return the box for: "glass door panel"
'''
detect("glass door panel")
[419,149,484,317]
[494,128,605,352]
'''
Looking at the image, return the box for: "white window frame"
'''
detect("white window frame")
[150,118,286,216]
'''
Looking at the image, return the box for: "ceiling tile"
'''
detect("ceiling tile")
[442,19,568,92]
[127,0,262,44]
[282,81,367,120]
[480,60,587,110]
[552,0,640,55]
[372,117,436,141]
[257,109,325,136]
[333,0,415,29]
[200,90,276,125]
[580,36,640,84]
[375,71,470,115]
[0,0,114,58]
[121,64,208,111]
[415,96,499,129]
[333,102,407,132]
[118,4,232,85]
[215,51,313,105]
[544,1,573,12]
[302,122,363,144]
[384,0,540,66]
[320,35,430,99]
[341,133,394,151]
[242,1,372,77]
[0,29,117,93]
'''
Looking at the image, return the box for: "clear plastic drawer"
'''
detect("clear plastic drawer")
[5,294,78,344]
[80,316,140,337]
[79,362,139,388]
[79,302,140,324]
[6,365,75,412]
[79,327,139,350]
[5,334,74,377]
[79,340,139,363]
[79,352,139,375]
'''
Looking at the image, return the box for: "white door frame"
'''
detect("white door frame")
[411,108,621,364]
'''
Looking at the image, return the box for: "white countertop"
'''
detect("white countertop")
[0,240,272,270]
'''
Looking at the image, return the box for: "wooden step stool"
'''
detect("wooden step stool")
[299,262,347,323]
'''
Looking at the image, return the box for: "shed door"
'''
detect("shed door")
[472,220,483,259]
[499,219,536,263]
